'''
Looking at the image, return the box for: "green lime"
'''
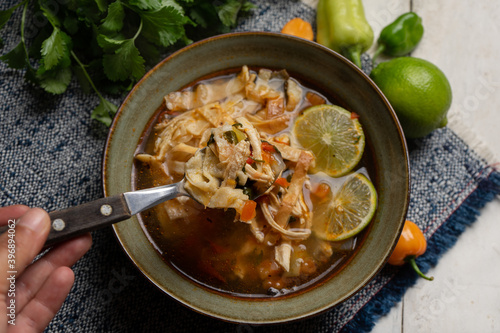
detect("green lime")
[293,104,365,177]
[370,57,452,139]
[312,173,377,241]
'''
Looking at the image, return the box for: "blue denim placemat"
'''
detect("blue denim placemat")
[1,1,499,332]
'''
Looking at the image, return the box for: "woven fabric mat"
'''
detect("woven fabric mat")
[1,1,499,332]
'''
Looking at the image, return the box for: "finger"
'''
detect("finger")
[0,208,50,295]
[0,208,31,333]
[15,233,92,312]
[14,266,75,333]
[0,205,30,225]
[0,205,30,290]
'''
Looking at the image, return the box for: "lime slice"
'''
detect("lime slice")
[293,104,365,177]
[312,173,377,241]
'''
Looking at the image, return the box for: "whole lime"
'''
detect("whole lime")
[370,57,452,139]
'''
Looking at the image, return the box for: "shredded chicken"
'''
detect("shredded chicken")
[245,113,292,134]
[285,78,302,111]
[274,151,315,228]
[261,203,311,240]
[275,240,292,272]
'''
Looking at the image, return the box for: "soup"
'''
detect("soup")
[133,66,375,297]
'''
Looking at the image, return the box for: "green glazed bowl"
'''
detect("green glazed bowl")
[103,32,409,324]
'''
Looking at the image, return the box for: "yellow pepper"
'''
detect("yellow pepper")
[388,220,433,281]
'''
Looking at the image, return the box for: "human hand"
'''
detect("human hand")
[0,205,92,332]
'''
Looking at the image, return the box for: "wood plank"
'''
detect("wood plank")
[403,200,500,332]
[371,300,404,333]
[412,0,500,160]
[405,0,500,332]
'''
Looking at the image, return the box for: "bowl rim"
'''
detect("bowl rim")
[102,31,410,324]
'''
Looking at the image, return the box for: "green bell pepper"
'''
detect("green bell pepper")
[316,0,374,68]
[373,12,424,62]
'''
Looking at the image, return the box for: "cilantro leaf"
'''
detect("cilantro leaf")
[91,98,118,126]
[102,39,145,81]
[73,64,92,93]
[241,2,256,11]
[0,42,28,69]
[1,3,24,48]
[0,7,15,30]
[101,1,125,32]
[187,7,206,28]
[160,0,185,13]
[41,28,70,70]
[137,6,186,47]
[28,25,52,59]
[63,14,79,35]
[131,0,184,12]
[135,37,160,65]
[129,0,162,10]
[94,0,107,12]
[37,66,72,94]
[0,0,255,126]
[97,34,126,52]
[24,67,38,84]
[40,2,61,28]
[217,0,242,27]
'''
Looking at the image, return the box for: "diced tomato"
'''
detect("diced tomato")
[305,91,326,106]
[198,260,226,283]
[208,240,229,255]
[257,259,282,280]
[261,141,276,153]
[300,257,317,275]
[240,200,257,222]
[262,150,271,163]
[312,183,331,200]
[351,112,360,119]
[274,177,290,188]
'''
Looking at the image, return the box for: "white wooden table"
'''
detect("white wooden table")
[356,1,500,332]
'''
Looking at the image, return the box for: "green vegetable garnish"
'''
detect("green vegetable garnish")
[223,130,237,144]
[248,156,265,163]
[242,187,254,198]
[0,0,254,125]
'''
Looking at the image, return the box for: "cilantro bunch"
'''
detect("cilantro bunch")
[0,0,254,125]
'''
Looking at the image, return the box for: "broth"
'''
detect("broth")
[133,66,375,297]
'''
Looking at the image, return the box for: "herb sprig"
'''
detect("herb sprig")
[0,0,254,125]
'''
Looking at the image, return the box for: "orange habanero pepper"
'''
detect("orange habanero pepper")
[388,220,433,281]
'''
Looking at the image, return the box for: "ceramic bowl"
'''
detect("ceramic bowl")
[103,32,409,324]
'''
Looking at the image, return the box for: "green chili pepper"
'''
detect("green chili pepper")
[316,0,374,68]
[372,12,424,62]
[223,130,237,144]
